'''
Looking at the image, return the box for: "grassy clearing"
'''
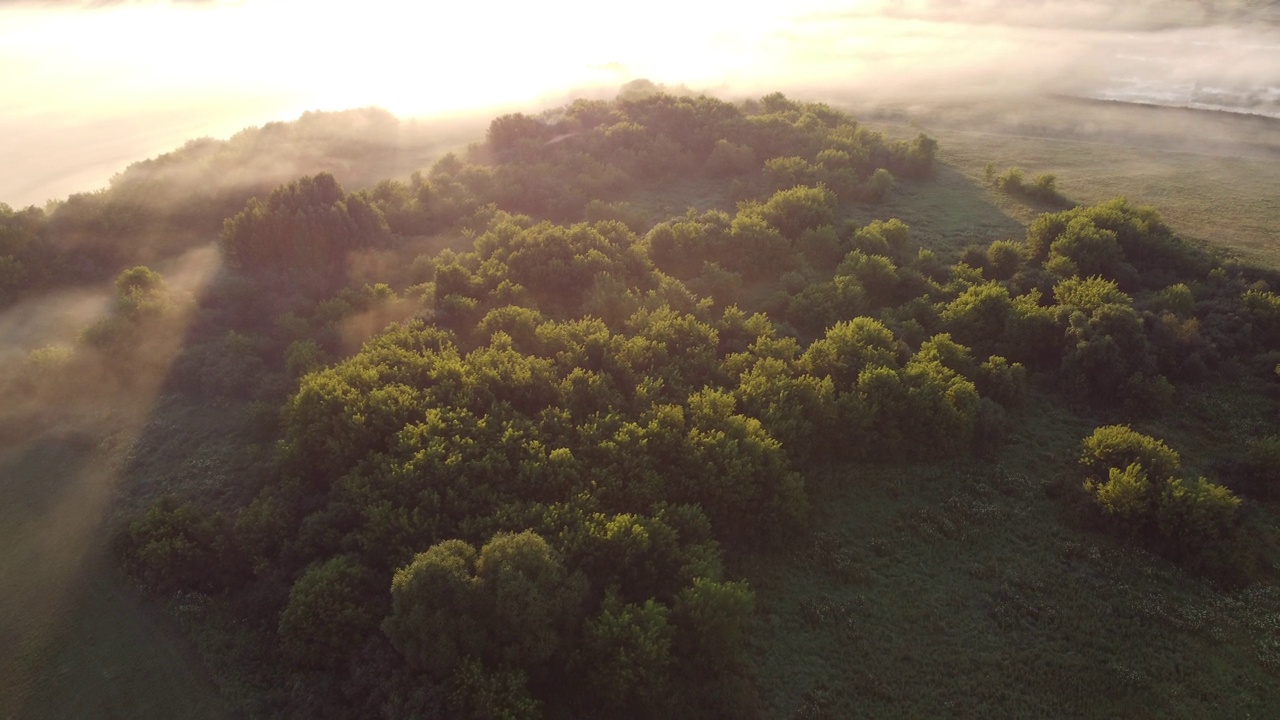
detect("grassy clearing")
[0,436,231,720]
[745,385,1280,719]
[865,100,1280,269]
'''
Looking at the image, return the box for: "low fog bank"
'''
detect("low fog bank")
[850,0,1279,30]
[751,6,1280,119]
[0,105,489,210]
[0,243,220,435]
[4,1,1278,207]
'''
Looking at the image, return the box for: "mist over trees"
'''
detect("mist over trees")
[8,87,1280,719]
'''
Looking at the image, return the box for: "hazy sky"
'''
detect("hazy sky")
[2,0,1277,206]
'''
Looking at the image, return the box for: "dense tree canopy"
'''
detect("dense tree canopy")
[79,89,1280,720]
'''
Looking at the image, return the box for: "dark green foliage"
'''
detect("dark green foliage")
[800,317,899,390]
[985,239,1027,280]
[80,265,183,352]
[0,203,46,302]
[278,555,384,669]
[755,185,837,239]
[940,282,1061,367]
[1050,276,1166,405]
[572,592,675,719]
[383,539,486,677]
[975,355,1028,408]
[445,657,541,720]
[1046,217,1126,280]
[116,498,244,594]
[384,531,583,679]
[221,173,391,278]
[707,139,758,176]
[1235,436,1280,499]
[1241,289,1280,350]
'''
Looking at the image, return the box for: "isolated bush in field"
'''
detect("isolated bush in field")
[992,166,1064,203]
[82,265,181,349]
[1080,425,1181,482]
[23,344,75,379]
[1080,426,1240,556]
[993,166,1024,191]
[1028,173,1062,202]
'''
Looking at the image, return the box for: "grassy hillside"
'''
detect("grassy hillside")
[748,381,1280,719]
[0,436,232,720]
[867,97,1280,266]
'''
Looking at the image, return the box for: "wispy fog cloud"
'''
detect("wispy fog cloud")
[1,1,1278,206]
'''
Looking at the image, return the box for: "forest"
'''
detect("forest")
[3,87,1280,719]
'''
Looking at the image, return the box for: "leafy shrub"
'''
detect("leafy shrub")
[1157,476,1242,550]
[1080,426,1240,559]
[1080,425,1180,482]
[116,498,243,594]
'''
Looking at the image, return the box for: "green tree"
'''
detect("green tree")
[573,592,675,719]
[278,555,383,669]
[446,658,542,720]
[800,317,899,390]
[756,184,837,239]
[383,539,485,677]
[220,173,390,278]
[383,532,583,678]
[116,498,242,594]
[473,530,584,671]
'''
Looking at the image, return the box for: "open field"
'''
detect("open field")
[0,434,231,720]
[867,97,1280,268]
[746,381,1280,719]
